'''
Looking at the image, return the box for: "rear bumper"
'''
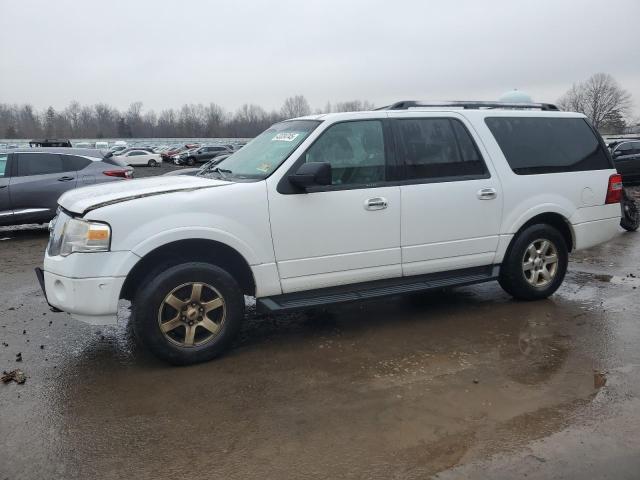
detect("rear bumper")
[42,270,124,325]
[573,216,621,251]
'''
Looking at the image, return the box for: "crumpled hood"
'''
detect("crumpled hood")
[59,175,231,215]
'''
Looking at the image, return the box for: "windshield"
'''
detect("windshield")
[214,120,320,179]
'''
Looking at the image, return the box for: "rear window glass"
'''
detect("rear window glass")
[17,153,66,176]
[485,117,611,175]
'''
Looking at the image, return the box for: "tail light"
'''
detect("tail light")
[605,173,623,204]
[103,169,133,179]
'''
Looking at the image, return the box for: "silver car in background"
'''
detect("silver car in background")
[0,148,133,226]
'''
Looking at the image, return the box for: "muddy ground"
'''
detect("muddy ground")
[1,184,639,479]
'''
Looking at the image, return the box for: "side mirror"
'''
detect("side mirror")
[288,162,332,190]
[613,150,623,158]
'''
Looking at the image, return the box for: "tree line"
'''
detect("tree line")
[0,96,374,139]
[1,73,635,139]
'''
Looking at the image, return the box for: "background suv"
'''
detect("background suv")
[179,145,233,166]
[0,148,132,226]
[611,140,640,185]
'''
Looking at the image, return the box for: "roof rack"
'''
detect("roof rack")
[376,101,559,111]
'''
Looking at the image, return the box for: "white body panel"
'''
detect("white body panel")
[268,186,402,293]
[116,151,163,166]
[42,109,621,325]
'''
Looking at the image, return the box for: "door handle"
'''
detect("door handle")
[57,176,74,182]
[365,197,388,210]
[0,185,7,189]
[477,188,497,200]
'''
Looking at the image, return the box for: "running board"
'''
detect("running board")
[257,265,500,312]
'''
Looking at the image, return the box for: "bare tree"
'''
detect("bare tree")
[333,100,376,112]
[558,73,632,130]
[280,95,311,118]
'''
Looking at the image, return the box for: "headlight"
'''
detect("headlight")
[58,218,111,256]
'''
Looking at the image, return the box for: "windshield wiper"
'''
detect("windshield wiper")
[208,166,233,179]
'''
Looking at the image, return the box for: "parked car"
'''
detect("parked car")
[610,140,640,185]
[95,141,109,150]
[117,146,156,156]
[177,145,233,166]
[38,101,622,365]
[161,144,198,161]
[109,145,128,155]
[163,155,230,176]
[0,148,132,226]
[115,149,162,167]
[73,142,94,149]
[29,139,73,147]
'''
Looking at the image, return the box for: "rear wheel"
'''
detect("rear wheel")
[132,262,244,365]
[499,224,568,300]
[621,191,639,232]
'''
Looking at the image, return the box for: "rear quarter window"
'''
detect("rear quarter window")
[64,155,92,171]
[485,117,612,175]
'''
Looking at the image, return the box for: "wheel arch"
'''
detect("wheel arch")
[503,212,575,264]
[120,238,256,301]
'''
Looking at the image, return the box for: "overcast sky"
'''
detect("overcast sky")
[1,0,639,116]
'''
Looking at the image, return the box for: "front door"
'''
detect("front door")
[389,113,502,276]
[268,119,402,293]
[10,152,78,224]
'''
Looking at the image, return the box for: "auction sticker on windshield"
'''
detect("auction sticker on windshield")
[272,132,300,142]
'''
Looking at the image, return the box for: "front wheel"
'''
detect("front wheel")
[148,159,158,167]
[186,157,195,166]
[499,224,568,301]
[132,262,245,365]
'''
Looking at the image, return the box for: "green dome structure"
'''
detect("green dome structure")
[499,89,533,103]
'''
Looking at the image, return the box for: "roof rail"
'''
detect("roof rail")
[376,101,560,111]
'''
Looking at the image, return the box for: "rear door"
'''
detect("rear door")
[0,152,12,223]
[9,152,78,223]
[389,112,502,276]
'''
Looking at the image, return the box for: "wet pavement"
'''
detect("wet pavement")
[1,222,640,479]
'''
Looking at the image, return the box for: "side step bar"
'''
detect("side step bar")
[257,265,500,313]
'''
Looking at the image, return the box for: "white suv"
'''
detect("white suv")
[37,101,623,364]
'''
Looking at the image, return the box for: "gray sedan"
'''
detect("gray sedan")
[0,148,133,226]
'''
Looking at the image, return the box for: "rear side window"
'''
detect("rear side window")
[485,117,611,175]
[395,118,488,180]
[16,153,66,176]
[64,155,92,171]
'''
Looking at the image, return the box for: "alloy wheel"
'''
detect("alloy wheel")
[522,239,559,287]
[157,282,226,347]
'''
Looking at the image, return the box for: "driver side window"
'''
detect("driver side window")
[304,120,386,186]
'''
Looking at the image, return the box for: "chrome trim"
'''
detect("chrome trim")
[0,210,14,217]
[13,208,50,215]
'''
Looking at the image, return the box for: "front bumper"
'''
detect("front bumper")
[40,270,124,325]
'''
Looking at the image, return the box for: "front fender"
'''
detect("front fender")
[131,226,260,265]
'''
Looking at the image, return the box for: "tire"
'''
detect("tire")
[499,224,568,301]
[187,157,195,166]
[620,193,639,232]
[148,159,158,167]
[132,262,244,365]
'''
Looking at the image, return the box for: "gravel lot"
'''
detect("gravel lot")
[1,181,640,479]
